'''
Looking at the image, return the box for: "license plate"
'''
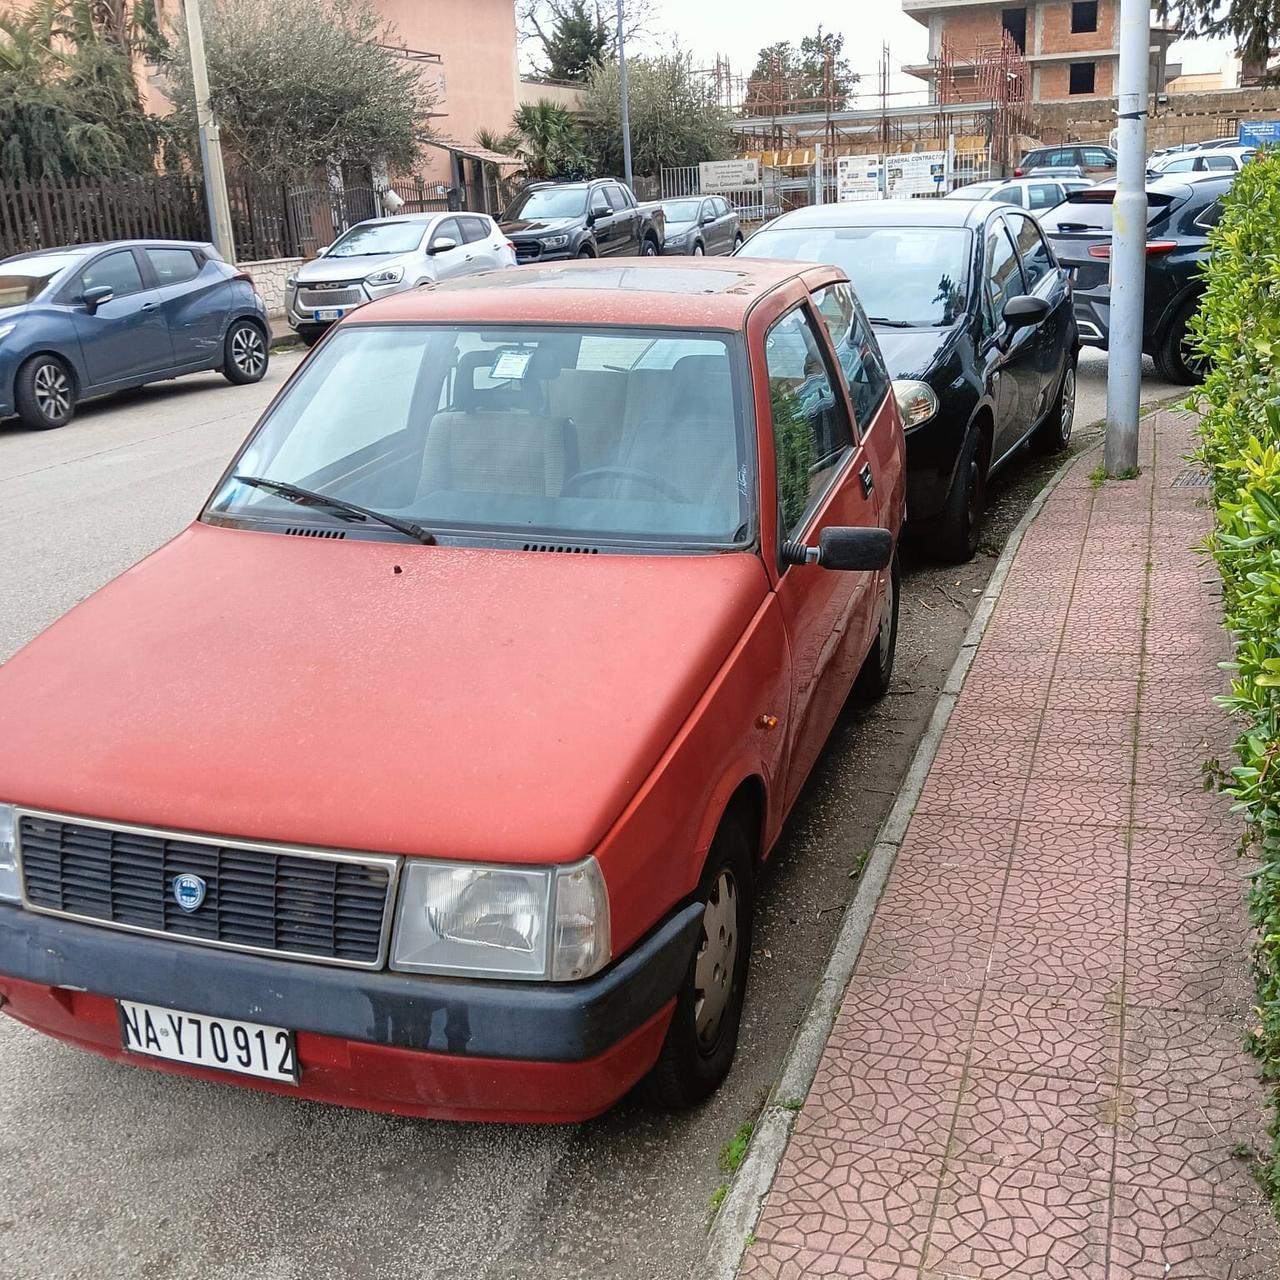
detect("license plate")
[118,999,299,1084]
[313,307,344,322]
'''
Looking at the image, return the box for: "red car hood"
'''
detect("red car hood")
[0,524,768,863]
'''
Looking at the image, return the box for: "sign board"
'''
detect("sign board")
[836,155,883,202]
[1239,120,1280,147]
[884,150,949,197]
[699,159,761,193]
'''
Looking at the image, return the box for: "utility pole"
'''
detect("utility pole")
[182,0,236,262]
[1103,0,1150,476]
[616,0,634,190]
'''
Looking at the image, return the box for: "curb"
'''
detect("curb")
[698,440,1092,1280]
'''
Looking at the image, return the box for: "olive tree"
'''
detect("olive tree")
[165,0,436,180]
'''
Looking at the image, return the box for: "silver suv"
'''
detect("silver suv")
[286,213,516,344]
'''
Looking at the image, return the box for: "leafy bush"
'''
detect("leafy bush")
[1194,148,1280,1204]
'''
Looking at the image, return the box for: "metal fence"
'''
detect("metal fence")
[657,165,784,226]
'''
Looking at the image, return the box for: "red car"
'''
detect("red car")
[0,259,905,1122]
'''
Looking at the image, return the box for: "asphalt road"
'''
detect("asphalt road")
[0,346,1180,1280]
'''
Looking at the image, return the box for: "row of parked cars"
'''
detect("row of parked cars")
[0,167,1095,1124]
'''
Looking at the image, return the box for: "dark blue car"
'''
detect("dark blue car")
[0,239,269,430]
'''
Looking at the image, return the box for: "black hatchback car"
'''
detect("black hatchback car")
[1039,174,1231,384]
[739,200,1078,560]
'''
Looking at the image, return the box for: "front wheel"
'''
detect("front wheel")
[643,818,754,1111]
[577,245,596,259]
[641,238,659,258]
[1030,359,1076,455]
[852,550,900,704]
[15,354,76,430]
[222,319,268,385]
[1154,297,1208,385]
[936,425,988,563]
[733,234,744,252]
[692,243,705,256]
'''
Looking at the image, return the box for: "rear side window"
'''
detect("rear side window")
[1007,213,1055,288]
[605,185,632,211]
[766,306,855,536]
[1194,198,1225,231]
[145,247,201,285]
[813,283,891,430]
[993,184,1026,207]
[81,250,144,298]
[1204,155,1237,171]
[460,217,491,243]
[1028,183,1062,210]
[1082,148,1113,167]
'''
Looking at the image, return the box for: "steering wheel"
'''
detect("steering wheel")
[562,466,686,502]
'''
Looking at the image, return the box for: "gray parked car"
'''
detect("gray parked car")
[286,212,515,345]
[654,196,743,256]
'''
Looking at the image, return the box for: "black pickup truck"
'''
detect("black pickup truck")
[500,179,665,263]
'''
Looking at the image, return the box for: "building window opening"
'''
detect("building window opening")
[1071,1,1099,33]
[1001,7,1027,52]
[1069,61,1097,94]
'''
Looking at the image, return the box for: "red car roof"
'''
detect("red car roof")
[351,257,844,330]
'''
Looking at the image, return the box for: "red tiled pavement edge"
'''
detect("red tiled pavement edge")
[737,407,1280,1280]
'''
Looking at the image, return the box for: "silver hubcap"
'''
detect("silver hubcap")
[694,245,704,255]
[33,362,71,421]
[231,325,265,377]
[878,567,895,663]
[644,243,657,256]
[694,869,739,1048]
[1061,366,1076,442]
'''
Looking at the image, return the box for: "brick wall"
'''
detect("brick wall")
[938,6,1006,53]
[1038,57,1116,100]
[1030,85,1280,145]
[1036,0,1117,55]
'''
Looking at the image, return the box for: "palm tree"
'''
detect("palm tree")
[509,100,587,182]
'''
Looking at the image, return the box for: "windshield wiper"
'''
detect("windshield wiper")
[867,317,920,328]
[233,475,436,545]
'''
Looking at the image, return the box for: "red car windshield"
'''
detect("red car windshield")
[208,324,751,548]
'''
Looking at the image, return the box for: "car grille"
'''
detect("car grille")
[514,241,542,263]
[296,285,364,308]
[17,813,397,967]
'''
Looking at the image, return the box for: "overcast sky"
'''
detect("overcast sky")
[638,0,1234,97]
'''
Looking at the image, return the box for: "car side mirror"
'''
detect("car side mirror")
[589,204,609,222]
[315,244,330,258]
[700,212,715,225]
[1003,295,1050,330]
[782,527,893,571]
[427,237,458,256]
[80,285,114,313]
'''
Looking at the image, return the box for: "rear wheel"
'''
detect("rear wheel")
[1154,297,1208,385]
[296,326,325,348]
[1030,359,1076,454]
[222,319,268,385]
[15,354,75,430]
[936,424,988,563]
[643,817,754,1110]
[852,550,900,704]
[733,233,744,252]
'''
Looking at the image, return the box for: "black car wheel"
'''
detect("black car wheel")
[692,243,705,256]
[852,550,900,704]
[297,326,325,348]
[1030,359,1076,455]
[641,238,659,258]
[1154,297,1208,385]
[577,245,596,259]
[937,424,989,563]
[733,234,744,251]
[15,354,76,430]
[222,319,268,385]
[643,816,754,1110]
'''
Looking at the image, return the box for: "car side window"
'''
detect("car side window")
[1047,148,1075,168]
[1163,157,1195,172]
[983,220,1026,331]
[1028,183,1061,210]
[1205,155,1236,171]
[145,247,202,285]
[701,199,715,223]
[765,306,855,537]
[1082,148,1112,168]
[81,250,145,298]
[1008,213,1055,289]
[812,284,890,432]
[460,217,491,243]
[716,197,731,217]
[605,185,631,212]
[1194,198,1225,231]
[993,184,1024,206]
[431,218,463,249]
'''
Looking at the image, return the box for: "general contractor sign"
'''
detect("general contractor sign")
[699,159,761,192]
[836,155,883,201]
[885,151,949,197]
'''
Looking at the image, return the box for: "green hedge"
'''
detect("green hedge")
[1194,149,1280,1203]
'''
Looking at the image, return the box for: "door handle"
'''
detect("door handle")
[141,302,158,311]
[859,463,874,498]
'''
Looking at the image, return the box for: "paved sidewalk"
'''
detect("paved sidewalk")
[739,407,1280,1279]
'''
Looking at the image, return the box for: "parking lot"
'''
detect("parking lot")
[0,347,1179,1280]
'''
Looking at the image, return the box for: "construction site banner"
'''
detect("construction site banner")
[836,155,883,202]
[885,151,949,197]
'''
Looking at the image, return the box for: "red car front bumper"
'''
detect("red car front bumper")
[0,902,702,1122]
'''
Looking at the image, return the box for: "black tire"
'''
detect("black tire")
[641,238,659,258]
[692,242,705,256]
[1154,296,1208,385]
[1030,358,1077,455]
[733,234,744,252]
[852,550,900,704]
[14,353,75,430]
[643,817,754,1111]
[936,424,989,564]
[577,245,596,259]
[222,319,268,385]
[297,326,325,348]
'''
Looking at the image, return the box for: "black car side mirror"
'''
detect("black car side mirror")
[1003,295,1051,330]
[80,285,114,313]
[782,527,893,571]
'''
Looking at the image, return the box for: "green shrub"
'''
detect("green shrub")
[1195,148,1280,1206]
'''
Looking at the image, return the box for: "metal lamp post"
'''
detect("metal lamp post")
[182,0,236,263]
[616,0,633,189]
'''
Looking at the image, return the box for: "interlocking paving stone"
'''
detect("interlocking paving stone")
[739,412,1277,1279]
